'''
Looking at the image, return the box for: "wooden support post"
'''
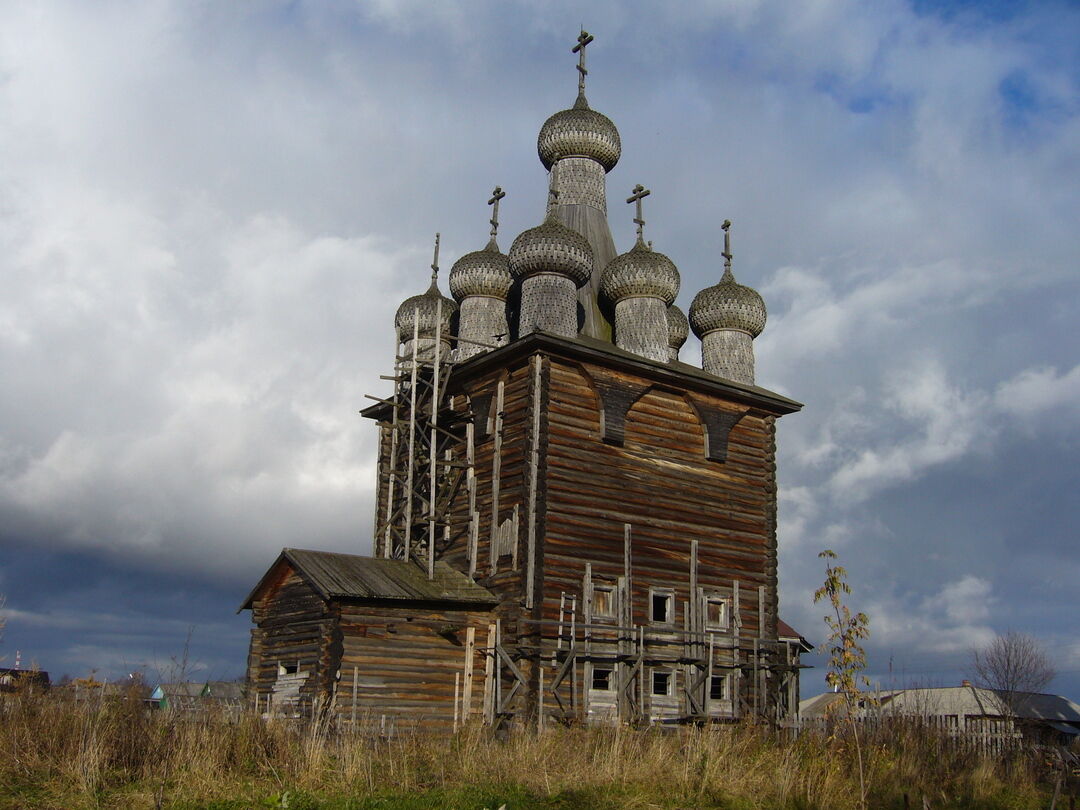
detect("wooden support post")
[489,380,505,574]
[351,665,358,730]
[538,668,545,732]
[463,626,476,720]
[483,623,496,725]
[495,618,503,720]
[467,420,476,577]
[427,299,442,580]
[525,354,542,609]
[403,310,420,562]
[570,595,579,717]
[758,584,767,716]
[733,580,741,719]
[453,671,460,732]
[753,638,760,720]
[706,632,715,718]
[583,563,593,720]
[639,626,646,724]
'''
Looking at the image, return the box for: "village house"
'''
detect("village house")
[801,683,1080,749]
[243,32,807,731]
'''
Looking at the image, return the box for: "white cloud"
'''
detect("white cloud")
[826,361,990,503]
[994,363,1080,420]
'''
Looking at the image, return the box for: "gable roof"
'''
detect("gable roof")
[777,618,814,651]
[801,685,1080,724]
[240,548,499,611]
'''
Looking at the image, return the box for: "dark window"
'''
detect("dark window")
[592,668,613,691]
[710,676,726,701]
[652,671,671,696]
[651,592,672,623]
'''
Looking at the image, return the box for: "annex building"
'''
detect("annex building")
[242,32,808,732]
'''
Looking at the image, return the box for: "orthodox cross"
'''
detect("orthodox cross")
[488,186,505,240]
[626,184,651,242]
[430,232,441,281]
[721,220,733,276]
[573,29,594,95]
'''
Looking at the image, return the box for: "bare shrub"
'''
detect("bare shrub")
[971,631,1056,716]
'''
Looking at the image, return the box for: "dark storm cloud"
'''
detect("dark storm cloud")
[0,0,1077,692]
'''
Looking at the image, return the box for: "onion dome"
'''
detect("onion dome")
[448,238,512,300]
[538,92,621,173]
[600,239,680,305]
[395,270,457,342]
[688,265,767,338]
[508,210,593,288]
[667,303,689,351]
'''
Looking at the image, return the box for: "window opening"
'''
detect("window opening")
[592,668,613,691]
[593,585,616,619]
[652,670,672,696]
[705,597,729,630]
[710,675,726,701]
[650,590,673,624]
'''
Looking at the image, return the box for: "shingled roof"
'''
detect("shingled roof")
[239,548,498,610]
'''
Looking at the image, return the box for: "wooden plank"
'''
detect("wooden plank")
[489,379,505,574]
[463,626,476,719]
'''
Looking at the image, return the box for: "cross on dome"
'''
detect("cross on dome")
[572,29,594,95]
[721,219,733,279]
[627,184,651,242]
[430,232,441,281]
[488,186,506,240]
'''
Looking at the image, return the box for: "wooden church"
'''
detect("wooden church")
[242,32,809,732]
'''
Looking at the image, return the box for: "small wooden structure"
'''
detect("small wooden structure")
[242,548,497,730]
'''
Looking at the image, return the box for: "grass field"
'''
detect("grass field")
[0,687,1069,809]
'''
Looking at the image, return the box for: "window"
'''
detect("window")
[592,668,613,691]
[652,670,673,696]
[705,597,729,630]
[650,589,673,624]
[593,585,616,619]
[709,675,726,701]
[278,661,299,675]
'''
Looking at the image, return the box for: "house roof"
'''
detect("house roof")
[240,548,499,611]
[777,619,813,651]
[800,685,1080,724]
[154,682,203,700]
[202,681,245,701]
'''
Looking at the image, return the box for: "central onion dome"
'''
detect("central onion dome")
[395,271,457,342]
[688,266,767,338]
[508,211,593,287]
[449,238,512,300]
[538,92,621,173]
[599,239,680,305]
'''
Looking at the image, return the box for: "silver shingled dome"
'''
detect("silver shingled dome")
[538,93,621,173]
[395,274,458,342]
[600,239,680,305]
[688,267,767,339]
[508,212,593,288]
[448,238,512,301]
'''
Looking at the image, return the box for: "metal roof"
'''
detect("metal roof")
[240,548,498,610]
[801,686,1080,723]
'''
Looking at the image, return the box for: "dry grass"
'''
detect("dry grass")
[0,687,1061,809]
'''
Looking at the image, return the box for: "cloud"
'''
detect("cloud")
[0,0,1076,692]
[994,363,1080,420]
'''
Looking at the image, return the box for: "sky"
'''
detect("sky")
[0,0,1077,697]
